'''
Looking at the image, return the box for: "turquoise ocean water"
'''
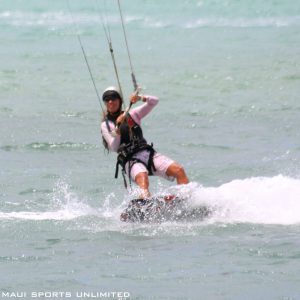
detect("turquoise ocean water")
[1,0,300,299]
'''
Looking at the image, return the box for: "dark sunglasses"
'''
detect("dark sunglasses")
[103,95,120,103]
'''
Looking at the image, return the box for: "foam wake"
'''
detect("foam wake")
[1,175,300,225]
[180,175,300,225]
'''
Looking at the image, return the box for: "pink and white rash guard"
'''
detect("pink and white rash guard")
[101,95,159,152]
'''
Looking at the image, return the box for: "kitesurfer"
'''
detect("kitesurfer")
[101,86,189,198]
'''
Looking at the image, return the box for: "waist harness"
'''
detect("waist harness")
[115,141,156,188]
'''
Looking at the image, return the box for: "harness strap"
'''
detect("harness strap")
[115,160,129,189]
[115,161,120,179]
[121,169,128,189]
[147,144,156,175]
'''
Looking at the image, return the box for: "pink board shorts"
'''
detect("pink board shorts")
[125,150,175,181]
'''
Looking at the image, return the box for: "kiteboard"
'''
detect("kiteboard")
[120,195,212,223]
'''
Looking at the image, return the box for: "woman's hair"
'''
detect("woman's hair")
[101,102,123,152]
[102,112,110,152]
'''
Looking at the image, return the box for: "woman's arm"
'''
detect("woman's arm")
[130,95,159,125]
[101,120,121,152]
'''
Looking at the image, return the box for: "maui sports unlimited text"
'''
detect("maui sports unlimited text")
[0,291,130,299]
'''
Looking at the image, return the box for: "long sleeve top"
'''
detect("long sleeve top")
[101,95,159,152]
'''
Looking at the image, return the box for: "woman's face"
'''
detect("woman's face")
[105,98,121,114]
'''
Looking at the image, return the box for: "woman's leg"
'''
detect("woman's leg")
[126,159,151,198]
[166,163,189,185]
[135,172,151,198]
